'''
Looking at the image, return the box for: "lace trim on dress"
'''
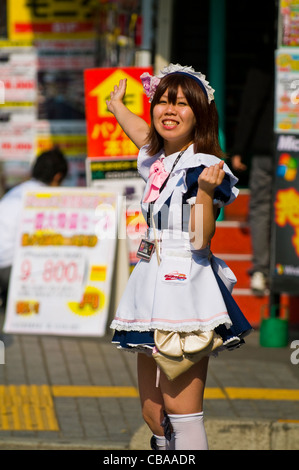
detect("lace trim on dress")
[110,317,232,334]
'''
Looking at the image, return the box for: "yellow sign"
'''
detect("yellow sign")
[8,0,98,41]
[85,66,152,157]
[36,134,87,156]
[89,70,145,118]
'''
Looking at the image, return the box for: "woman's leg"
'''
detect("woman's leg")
[137,353,164,436]
[160,356,209,450]
[160,356,209,414]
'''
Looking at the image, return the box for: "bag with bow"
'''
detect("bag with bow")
[152,329,223,381]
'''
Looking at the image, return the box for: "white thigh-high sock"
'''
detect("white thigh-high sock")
[151,434,175,450]
[168,412,209,450]
[151,434,167,450]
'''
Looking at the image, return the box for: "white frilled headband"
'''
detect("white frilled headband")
[140,63,215,104]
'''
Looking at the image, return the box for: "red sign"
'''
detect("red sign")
[84,67,152,158]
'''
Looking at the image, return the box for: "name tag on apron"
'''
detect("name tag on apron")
[136,239,155,261]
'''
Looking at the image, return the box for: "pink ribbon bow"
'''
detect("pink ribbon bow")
[143,159,169,203]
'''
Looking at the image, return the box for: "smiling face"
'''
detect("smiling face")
[147,73,222,159]
[152,86,196,155]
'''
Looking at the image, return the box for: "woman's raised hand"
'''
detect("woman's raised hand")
[198,160,225,195]
[106,79,127,115]
[105,77,149,150]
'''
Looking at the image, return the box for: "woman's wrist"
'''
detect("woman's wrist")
[195,187,214,203]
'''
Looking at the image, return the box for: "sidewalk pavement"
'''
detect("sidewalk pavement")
[0,309,298,451]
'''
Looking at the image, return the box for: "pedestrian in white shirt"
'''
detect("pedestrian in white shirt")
[0,147,68,306]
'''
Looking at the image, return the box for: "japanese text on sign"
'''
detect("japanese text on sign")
[275,187,299,255]
[84,67,152,158]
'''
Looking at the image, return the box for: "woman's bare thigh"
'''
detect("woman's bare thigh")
[160,356,209,415]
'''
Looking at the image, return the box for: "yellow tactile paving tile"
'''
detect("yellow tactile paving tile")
[0,385,59,431]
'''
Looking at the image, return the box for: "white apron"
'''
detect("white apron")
[111,228,237,333]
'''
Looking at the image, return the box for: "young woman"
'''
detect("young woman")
[107,64,252,450]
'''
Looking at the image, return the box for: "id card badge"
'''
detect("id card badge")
[136,239,155,261]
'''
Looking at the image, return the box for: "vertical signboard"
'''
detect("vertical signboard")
[271,134,299,293]
[271,1,299,295]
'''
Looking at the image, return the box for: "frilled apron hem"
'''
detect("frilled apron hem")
[110,316,232,334]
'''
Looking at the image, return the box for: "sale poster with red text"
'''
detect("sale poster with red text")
[3,188,118,336]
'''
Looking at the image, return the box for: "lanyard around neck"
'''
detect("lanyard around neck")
[159,149,186,193]
[146,148,187,227]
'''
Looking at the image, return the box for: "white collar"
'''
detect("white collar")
[139,144,239,215]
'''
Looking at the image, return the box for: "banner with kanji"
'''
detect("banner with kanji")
[7,0,99,43]
[271,133,299,293]
[84,66,152,158]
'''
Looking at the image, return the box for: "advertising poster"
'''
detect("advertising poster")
[0,48,37,102]
[7,0,99,43]
[279,0,299,47]
[270,133,299,293]
[84,66,152,158]
[0,108,36,162]
[275,48,299,133]
[0,48,37,161]
[3,188,118,336]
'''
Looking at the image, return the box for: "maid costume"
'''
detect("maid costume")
[111,144,252,354]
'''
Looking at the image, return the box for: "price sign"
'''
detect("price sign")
[17,251,86,297]
[3,188,118,336]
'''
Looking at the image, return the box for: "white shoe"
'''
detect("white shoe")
[250,271,267,296]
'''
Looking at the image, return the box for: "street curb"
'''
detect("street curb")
[0,438,129,450]
[0,420,298,450]
[130,419,299,450]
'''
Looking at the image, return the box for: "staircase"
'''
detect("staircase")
[211,189,299,328]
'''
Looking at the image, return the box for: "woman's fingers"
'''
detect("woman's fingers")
[198,161,225,187]
[106,79,127,109]
[113,79,127,99]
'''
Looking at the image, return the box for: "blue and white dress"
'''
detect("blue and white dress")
[111,144,252,353]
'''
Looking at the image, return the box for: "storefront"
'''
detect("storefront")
[0,0,156,190]
[0,0,280,190]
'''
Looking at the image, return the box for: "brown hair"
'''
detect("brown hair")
[146,73,224,158]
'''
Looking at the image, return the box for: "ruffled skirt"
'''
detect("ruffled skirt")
[111,230,252,353]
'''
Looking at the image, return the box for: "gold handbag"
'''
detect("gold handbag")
[153,329,223,381]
